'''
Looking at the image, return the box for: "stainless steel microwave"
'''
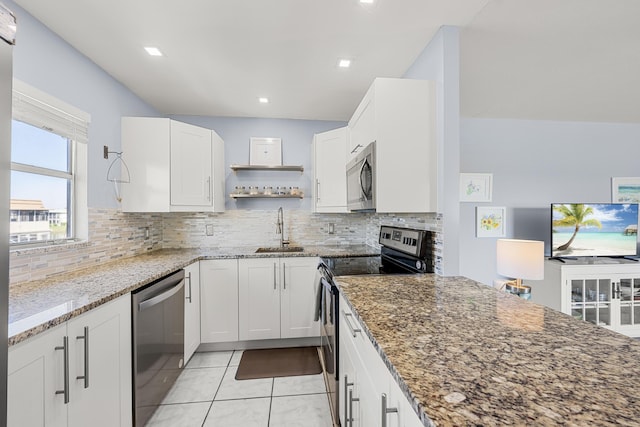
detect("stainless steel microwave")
[346,142,376,211]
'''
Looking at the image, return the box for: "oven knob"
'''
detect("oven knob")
[415,260,423,271]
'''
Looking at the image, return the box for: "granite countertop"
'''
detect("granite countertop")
[336,274,640,427]
[9,245,378,346]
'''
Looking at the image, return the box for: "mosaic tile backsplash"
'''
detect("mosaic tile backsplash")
[9,208,442,286]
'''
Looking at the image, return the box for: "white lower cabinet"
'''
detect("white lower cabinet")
[200,259,239,343]
[239,257,320,341]
[8,324,67,427]
[8,294,132,427]
[184,261,201,362]
[339,294,423,427]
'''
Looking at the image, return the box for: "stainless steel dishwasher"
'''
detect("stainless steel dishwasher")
[132,269,185,426]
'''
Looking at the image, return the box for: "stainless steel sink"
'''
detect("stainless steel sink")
[255,246,304,253]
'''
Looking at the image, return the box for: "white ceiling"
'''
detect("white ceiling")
[13,0,640,123]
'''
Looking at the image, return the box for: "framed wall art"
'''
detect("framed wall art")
[460,173,492,202]
[611,177,640,203]
[476,206,506,238]
[249,137,282,166]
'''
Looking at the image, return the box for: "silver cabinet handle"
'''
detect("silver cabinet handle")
[381,393,398,427]
[186,272,192,303]
[316,179,320,202]
[350,143,363,154]
[342,311,362,337]
[283,263,286,290]
[349,388,360,425]
[207,176,212,201]
[55,336,70,403]
[344,375,354,426]
[76,326,89,389]
[273,262,277,290]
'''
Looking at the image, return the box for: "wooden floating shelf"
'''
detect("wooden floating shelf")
[230,194,304,199]
[230,164,304,172]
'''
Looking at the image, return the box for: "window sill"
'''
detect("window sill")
[10,240,90,256]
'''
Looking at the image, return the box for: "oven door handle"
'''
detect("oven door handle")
[138,280,184,312]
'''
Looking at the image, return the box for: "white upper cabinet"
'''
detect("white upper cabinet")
[170,121,213,206]
[347,78,437,213]
[313,127,348,213]
[121,117,225,212]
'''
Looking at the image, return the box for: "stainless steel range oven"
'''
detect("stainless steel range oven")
[317,225,433,425]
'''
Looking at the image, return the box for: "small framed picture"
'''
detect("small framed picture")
[250,137,282,166]
[476,206,506,238]
[460,173,492,202]
[612,177,640,203]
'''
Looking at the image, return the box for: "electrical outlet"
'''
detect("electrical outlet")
[206,224,214,236]
[327,223,335,234]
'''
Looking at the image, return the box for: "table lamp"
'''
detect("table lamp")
[496,239,544,300]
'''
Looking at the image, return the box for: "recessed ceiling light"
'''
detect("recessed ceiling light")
[258,97,269,104]
[360,0,374,3]
[144,47,163,57]
[338,59,351,68]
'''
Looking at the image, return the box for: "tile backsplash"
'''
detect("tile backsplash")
[9,208,443,286]
[9,208,162,286]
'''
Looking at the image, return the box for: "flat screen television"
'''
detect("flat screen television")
[551,203,639,258]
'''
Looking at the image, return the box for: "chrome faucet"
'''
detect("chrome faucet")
[276,207,289,248]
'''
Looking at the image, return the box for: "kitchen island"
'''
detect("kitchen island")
[337,274,640,426]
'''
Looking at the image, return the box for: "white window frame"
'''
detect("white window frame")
[10,80,89,248]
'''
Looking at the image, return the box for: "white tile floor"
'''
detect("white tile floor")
[145,350,334,427]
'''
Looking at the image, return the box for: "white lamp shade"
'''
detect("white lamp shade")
[496,239,544,280]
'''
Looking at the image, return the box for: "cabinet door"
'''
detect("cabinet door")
[348,87,375,161]
[121,117,171,212]
[613,275,640,336]
[67,294,132,427]
[8,324,68,427]
[313,127,348,213]
[170,120,213,207]
[184,262,201,362]
[357,364,380,427]
[200,259,239,343]
[340,339,359,427]
[210,130,226,212]
[567,275,614,329]
[280,257,321,339]
[238,258,281,340]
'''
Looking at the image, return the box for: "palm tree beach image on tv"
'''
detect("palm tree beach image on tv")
[551,203,639,258]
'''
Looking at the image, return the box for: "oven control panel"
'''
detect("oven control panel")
[379,225,431,257]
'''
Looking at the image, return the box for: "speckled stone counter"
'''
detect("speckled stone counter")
[9,245,377,346]
[336,274,640,427]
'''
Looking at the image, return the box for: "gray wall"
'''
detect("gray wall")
[7,0,159,209]
[460,117,640,285]
[171,115,345,211]
[402,26,461,276]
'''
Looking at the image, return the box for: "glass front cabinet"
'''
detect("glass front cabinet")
[531,260,640,337]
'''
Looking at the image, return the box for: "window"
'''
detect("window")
[10,81,89,247]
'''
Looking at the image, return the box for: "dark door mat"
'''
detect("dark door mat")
[235,347,322,380]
